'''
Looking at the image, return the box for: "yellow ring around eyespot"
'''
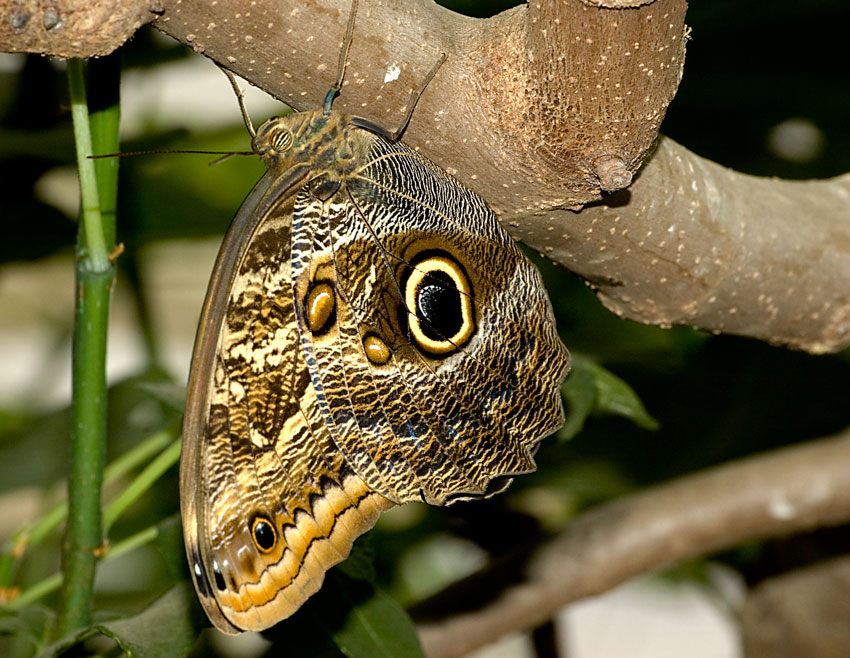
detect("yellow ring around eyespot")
[250,516,277,554]
[363,334,391,365]
[404,255,474,355]
[306,282,335,334]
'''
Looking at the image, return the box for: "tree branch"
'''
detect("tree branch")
[561,139,850,354]
[411,430,850,658]
[3,0,848,351]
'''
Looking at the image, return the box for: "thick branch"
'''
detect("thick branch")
[0,0,161,57]
[412,430,850,658]
[3,0,848,351]
[557,139,850,353]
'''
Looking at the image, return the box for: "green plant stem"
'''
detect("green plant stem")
[55,58,119,639]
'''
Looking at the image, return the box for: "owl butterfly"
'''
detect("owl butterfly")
[180,0,569,634]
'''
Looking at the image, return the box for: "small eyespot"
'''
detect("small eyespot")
[270,126,294,152]
[363,333,391,365]
[251,516,277,553]
[212,558,226,590]
[305,282,336,335]
[404,252,475,356]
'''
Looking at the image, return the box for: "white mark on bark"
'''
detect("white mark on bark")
[384,64,400,83]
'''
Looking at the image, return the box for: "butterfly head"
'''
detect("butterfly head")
[252,110,350,165]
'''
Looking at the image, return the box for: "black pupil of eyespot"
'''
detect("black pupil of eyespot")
[212,560,226,591]
[254,520,275,550]
[416,271,462,341]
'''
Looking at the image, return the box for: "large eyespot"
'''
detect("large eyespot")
[305,282,336,335]
[363,333,391,365]
[251,515,277,553]
[404,252,475,356]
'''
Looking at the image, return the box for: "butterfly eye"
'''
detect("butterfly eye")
[305,282,336,335]
[363,333,391,365]
[251,515,277,553]
[404,252,475,356]
[270,126,294,152]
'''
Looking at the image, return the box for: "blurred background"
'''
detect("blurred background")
[1,0,849,656]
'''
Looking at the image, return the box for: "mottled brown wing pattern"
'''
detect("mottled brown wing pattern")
[181,110,569,634]
[291,130,568,506]
[182,177,393,633]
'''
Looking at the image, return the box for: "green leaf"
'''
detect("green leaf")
[335,536,377,583]
[268,570,424,658]
[35,583,203,658]
[153,515,188,584]
[0,605,55,656]
[559,362,598,440]
[560,359,659,440]
[326,573,424,658]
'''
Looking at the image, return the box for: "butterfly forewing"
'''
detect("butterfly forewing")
[182,169,393,633]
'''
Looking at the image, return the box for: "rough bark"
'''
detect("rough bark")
[1,0,848,352]
[0,0,162,57]
[411,431,850,658]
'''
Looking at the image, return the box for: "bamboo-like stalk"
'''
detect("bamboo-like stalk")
[54,57,120,639]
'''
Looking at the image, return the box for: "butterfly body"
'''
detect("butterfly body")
[181,108,569,633]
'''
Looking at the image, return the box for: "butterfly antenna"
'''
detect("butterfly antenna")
[387,52,447,141]
[89,149,254,160]
[324,0,359,115]
[221,67,257,140]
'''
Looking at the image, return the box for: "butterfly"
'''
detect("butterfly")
[179,0,569,634]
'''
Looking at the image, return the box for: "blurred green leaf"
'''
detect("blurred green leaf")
[336,537,377,583]
[325,572,424,658]
[35,583,202,658]
[0,605,54,657]
[263,569,425,658]
[560,359,659,440]
[152,515,187,584]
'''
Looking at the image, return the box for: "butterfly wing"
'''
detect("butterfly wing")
[182,116,569,634]
[290,129,569,506]
[181,168,393,634]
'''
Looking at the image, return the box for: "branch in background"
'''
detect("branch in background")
[2,0,848,353]
[411,431,850,658]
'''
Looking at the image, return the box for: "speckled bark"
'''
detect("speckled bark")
[551,139,850,354]
[2,0,849,352]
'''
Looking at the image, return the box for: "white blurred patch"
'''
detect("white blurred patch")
[560,568,744,658]
[207,629,271,658]
[34,166,78,218]
[0,53,25,73]
[120,58,281,138]
[766,117,825,163]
